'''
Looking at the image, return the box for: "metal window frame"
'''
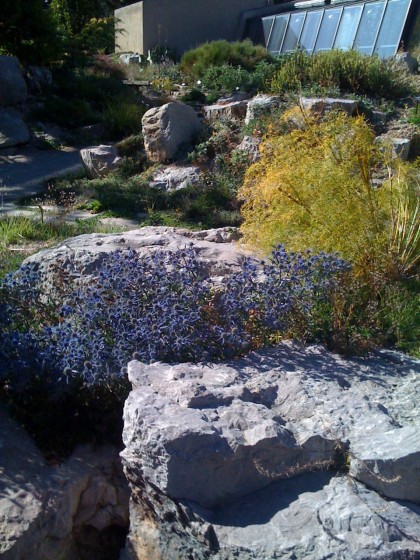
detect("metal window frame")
[373,0,412,56]
[267,14,290,54]
[262,0,412,57]
[299,9,324,53]
[354,0,387,54]
[314,6,344,52]
[281,11,306,53]
[266,17,276,50]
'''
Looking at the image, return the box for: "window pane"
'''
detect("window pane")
[268,15,289,54]
[314,8,342,51]
[262,17,275,45]
[300,10,323,53]
[282,12,305,52]
[354,1,386,55]
[334,5,363,50]
[374,0,411,57]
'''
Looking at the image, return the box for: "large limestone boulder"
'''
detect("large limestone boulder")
[393,51,418,74]
[0,55,28,106]
[300,96,359,117]
[0,407,129,560]
[0,107,30,148]
[245,94,281,125]
[80,144,122,178]
[204,100,248,122]
[26,65,53,95]
[149,164,202,191]
[120,343,420,559]
[377,120,420,160]
[142,102,203,162]
[21,226,245,299]
[236,135,261,162]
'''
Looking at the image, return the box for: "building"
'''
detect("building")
[115,0,419,58]
[115,0,275,56]
[241,0,419,58]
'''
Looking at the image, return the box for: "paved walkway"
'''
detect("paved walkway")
[0,146,84,209]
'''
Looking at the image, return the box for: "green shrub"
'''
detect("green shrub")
[86,175,159,215]
[115,134,144,157]
[202,65,252,93]
[180,39,274,79]
[408,104,420,126]
[307,274,420,356]
[103,96,145,138]
[270,49,411,98]
[41,96,100,128]
[200,59,285,95]
[181,88,207,105]
[50,66,131,111]
[90,54,126,80]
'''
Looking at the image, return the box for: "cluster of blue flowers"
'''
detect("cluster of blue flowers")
[0,245,349,395]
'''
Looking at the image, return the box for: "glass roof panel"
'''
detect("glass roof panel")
[260,0,413,58]
[263,16,275,45]
[314,7,342,51]
[333,5,363,50]
[300,10,323,53]
[282,12,306,52]
[374,0,411,57]
[354,1,386,55]
[268,15,289,54]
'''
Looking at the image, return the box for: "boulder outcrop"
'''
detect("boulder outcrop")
[142,102,203,162]
[236,135,261,162]
[149,164,202,191]
[204,100,248,122]
[0,407,129,560]
[120,342,420,559]
[0,108,30,149]
[245,94,281,125]
[22,226,245,299]
[80,144,122,179]
[0,55,28,107]
[300,97,359,117]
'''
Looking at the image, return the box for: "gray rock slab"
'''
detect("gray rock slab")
[21,226,246,300]
[204,101,248,122]
[80,144,122,178]
[376,136,412,161]
[149,164,201,191]
[0,56,28,106]
[245,94,281,125]
[393,51,418,74]
[0,108,30,149]
[300,97,359,116]
[122,343,420,511]
[121,343,420,559]
[350,425,420,503]
[0,407,129,560]
[208,473,420,560]
[236,135,261,162]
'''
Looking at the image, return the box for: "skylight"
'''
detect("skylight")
[262,0,412,57]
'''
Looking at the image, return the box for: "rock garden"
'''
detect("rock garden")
[0,15,420,559]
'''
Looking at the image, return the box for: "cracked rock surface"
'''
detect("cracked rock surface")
[0,407,130,560]
[121,342,420,559]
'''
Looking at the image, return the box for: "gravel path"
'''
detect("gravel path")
[0,146,84,208]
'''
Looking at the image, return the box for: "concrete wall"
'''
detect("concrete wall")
[115,0,272,55]
[115,3,144,53]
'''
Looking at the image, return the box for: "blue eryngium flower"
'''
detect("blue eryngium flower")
[0,245,349,394]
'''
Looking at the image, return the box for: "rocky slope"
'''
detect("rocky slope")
[121,342,420,559]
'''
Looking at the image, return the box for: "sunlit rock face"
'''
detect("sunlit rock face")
[121,343,420,560]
